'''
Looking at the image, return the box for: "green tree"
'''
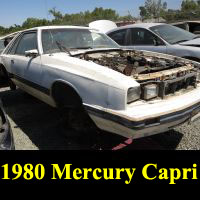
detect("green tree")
[22,18,50,29]
[181,0,198,11]
[49,7,63,20]
[139,6,149,21]
[49,7,120,26]
[139,0,168,20]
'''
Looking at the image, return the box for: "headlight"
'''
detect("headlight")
[127,87,141,104]
[143,84,158,100]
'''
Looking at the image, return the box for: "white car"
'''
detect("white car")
[91,21,200,62]
[1,26,200,139]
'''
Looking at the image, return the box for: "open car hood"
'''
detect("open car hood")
[89,20,117,33]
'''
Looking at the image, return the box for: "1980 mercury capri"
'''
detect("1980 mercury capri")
[1,26,200,139]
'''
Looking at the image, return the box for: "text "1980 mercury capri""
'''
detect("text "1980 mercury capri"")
[1,26,200,139]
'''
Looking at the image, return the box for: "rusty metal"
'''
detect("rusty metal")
[135,65,194,81]
[78,49,200,100]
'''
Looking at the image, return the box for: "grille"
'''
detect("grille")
[141,72,197,100]
[159,73,197,98]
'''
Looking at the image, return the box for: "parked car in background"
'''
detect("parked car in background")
[0,99,14,150]
[0,32,20,53]
[1,26,200,140]
[172,21,200,35]
[0,32,19,90]
[90,21,200,62]
[0,32,19,150]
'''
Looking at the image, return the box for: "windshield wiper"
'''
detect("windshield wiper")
[55,41,72,56]
[70,47,93,50]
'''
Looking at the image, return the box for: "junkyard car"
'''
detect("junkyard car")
[172,21,200,35]
[0,32,20,89]
[1,26,200,139]
[0,99,14,150]
[0,32,20,53]
[92,21,200,62]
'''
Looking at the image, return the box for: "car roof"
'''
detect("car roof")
[107,23,165,33]
[171,21,200,25]
[22,25,99,32]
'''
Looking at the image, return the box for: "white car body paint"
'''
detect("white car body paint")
[40,53,136,110]
[1,26,200,139]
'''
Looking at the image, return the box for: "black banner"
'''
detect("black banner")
[0,151,199,184]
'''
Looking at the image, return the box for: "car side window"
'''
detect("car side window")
[174,23,187,30]
[108,29,127,45]
[130,28,163,46]
[8,36,22,55]
[15,32,37,56]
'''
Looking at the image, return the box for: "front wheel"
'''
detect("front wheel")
[9,80,16,90]
[60,106,98,133]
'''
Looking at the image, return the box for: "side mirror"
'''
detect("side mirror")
[25,49,38,58]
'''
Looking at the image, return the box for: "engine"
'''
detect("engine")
[78,49,200,100]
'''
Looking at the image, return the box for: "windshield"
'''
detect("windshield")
[42,28,119,54]
[150,24,197,44]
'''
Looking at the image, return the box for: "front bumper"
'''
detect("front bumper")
[85,86,200,139]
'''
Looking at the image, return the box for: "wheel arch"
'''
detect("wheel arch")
[0,63,9,77]
[50,79,83,108]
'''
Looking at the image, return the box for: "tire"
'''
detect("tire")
[9,80,16,90]
[0,66,16,90]
[52,82,98,133]
[61,106,98,133]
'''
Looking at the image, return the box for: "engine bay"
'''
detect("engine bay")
[77,49,200,100]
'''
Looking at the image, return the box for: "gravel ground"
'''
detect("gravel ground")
[0,87,200,150]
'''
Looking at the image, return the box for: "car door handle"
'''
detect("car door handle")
[11,60,14,64]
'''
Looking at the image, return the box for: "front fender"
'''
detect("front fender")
[50,77,126,110]
[50,79,81,99]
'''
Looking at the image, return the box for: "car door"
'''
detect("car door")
[127,28,167,54]
[3,31,43,88]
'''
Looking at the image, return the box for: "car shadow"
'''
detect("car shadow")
[124,130,184,150]
[0,88,184,150]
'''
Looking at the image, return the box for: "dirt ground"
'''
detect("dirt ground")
[0,87,200,150]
